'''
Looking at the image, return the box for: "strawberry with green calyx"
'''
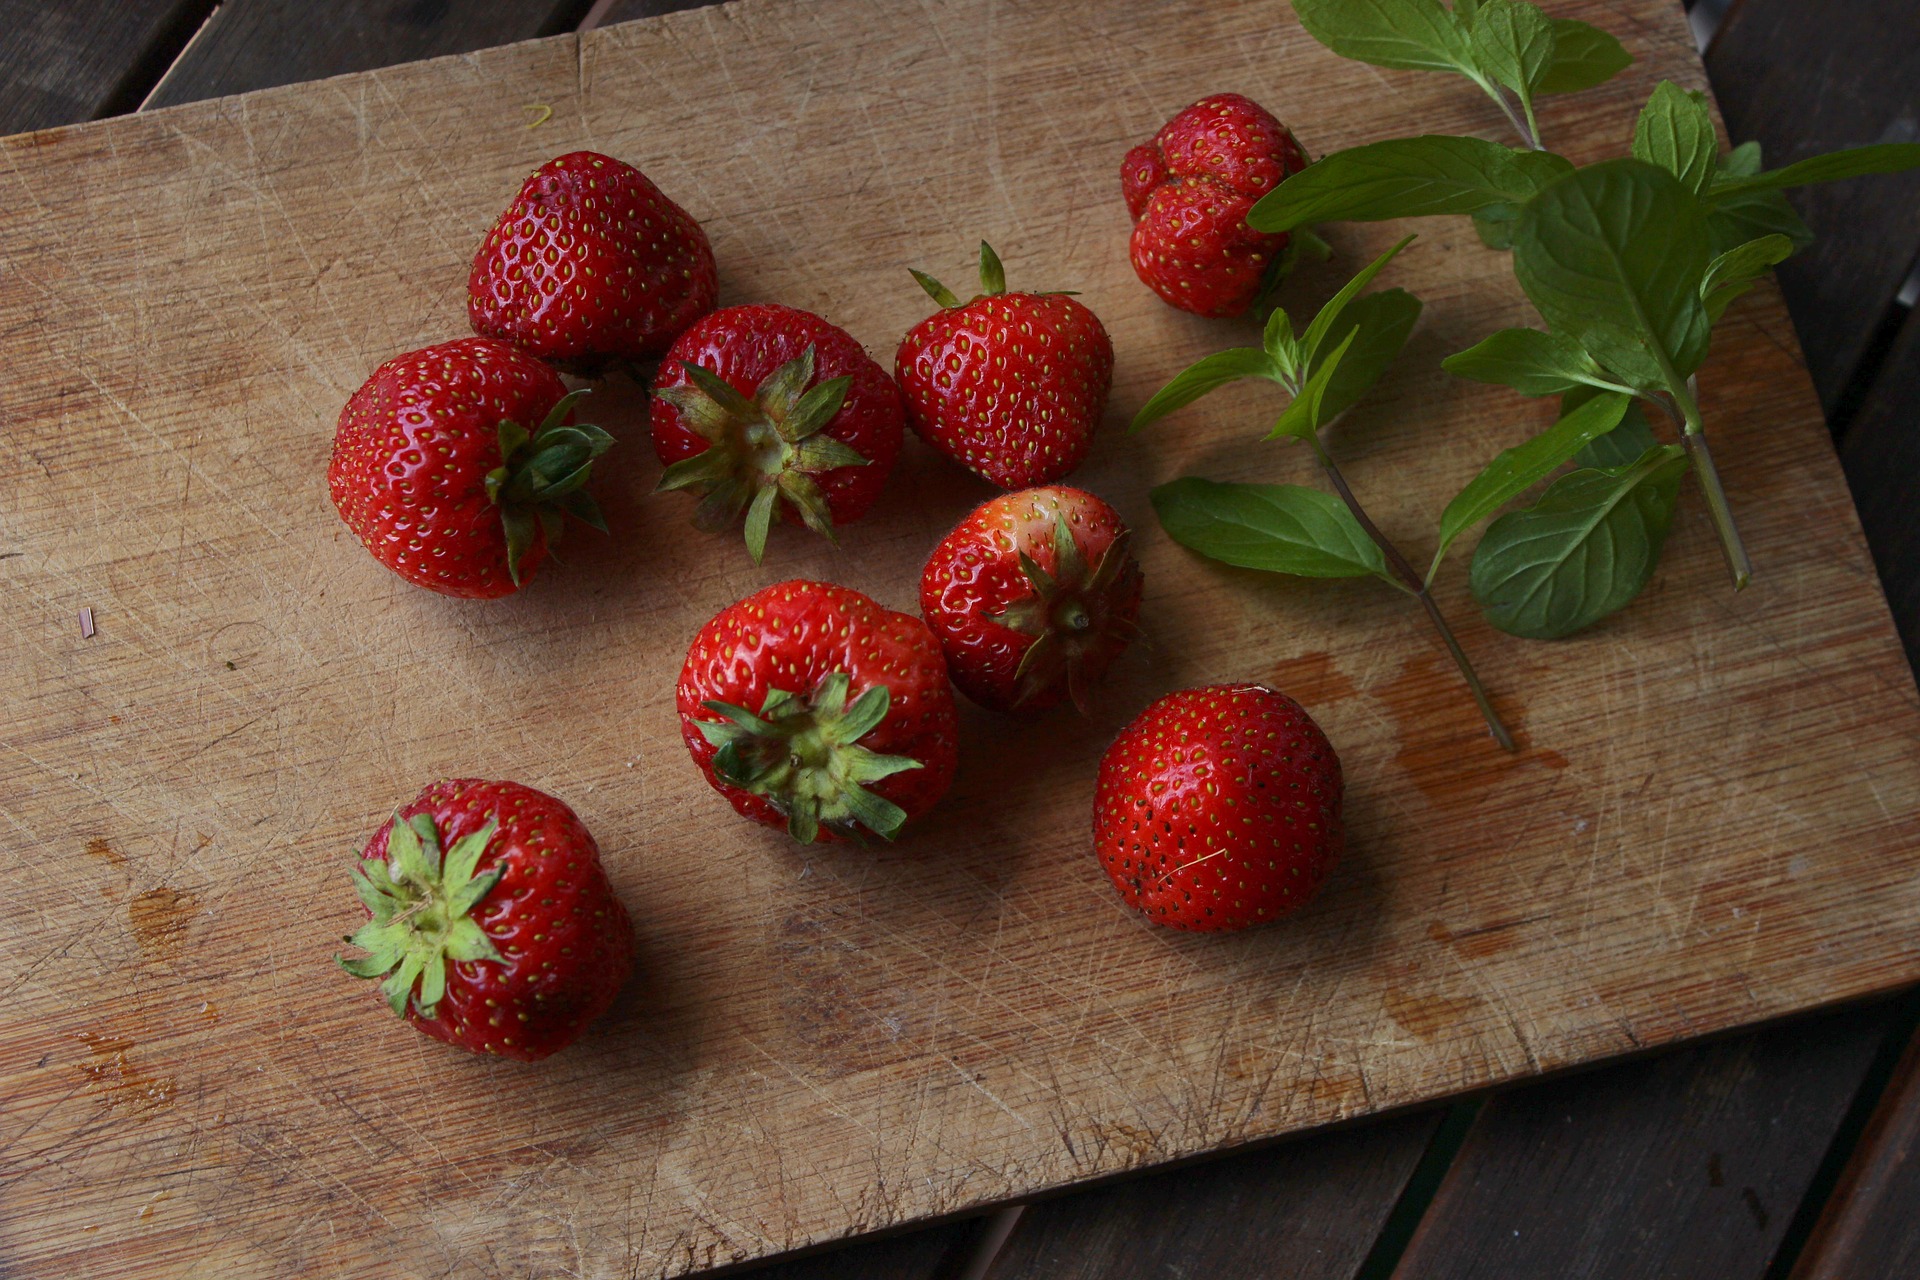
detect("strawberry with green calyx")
[920,486,1143,714]
[650,304,903,563]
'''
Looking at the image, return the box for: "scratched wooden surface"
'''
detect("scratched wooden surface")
[3,1,1919,1277]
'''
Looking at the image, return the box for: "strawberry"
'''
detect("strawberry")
[678,580,959,844]
[920,486,1143,714]
[327,337,613,599]
[1122,94,1309,318]
[467,150,718,373]
[338,779,634,1061]
[895,242,1113,489]
[651,303,904,563]
[1094,684,1343,931]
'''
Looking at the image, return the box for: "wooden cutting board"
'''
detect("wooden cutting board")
[4,1,1917,1275]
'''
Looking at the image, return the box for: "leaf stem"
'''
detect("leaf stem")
[1476,77,1543,151]
[1658,381,1752,590]
[1311,441,1519,752]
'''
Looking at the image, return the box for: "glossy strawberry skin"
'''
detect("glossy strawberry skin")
[678,580,959,841]
[328,338,570,599]
[920,486,1142,713]
[895,291,1113,489]
[468,151,718,370]
[1123,94,1308,318]
[1094,684,1343,931]
[651,304,904,529]
[355,780,634,1061]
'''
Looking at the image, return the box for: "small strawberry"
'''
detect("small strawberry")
[468,151,718,373]
[650,304,904,562]
[1094,684,1343,931]
[895,242,1113,489]
[920,486,1143,714]
[328,337,613,599]
[678,580,959,844]
[1123,94,1309,318]
[338,779,634,1061]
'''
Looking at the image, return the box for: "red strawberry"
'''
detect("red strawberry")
[651,304,904,562]
[327,337,612,599]
[920,486,1143,714]
[895,242,1113,489]
[468,151,718,373]
[1094,684,1343,931]
[1123,94,1309,318]
[338,779,634,1061]
[678,580,959,844]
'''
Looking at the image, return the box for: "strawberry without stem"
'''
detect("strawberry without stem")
[339,779,634,1061]
[1094,684,1343,931]
[327,337,612,599]
[920,486,1143,714]
[896,242,1113,489]
[651,304,903,562]
[678,580,959,844]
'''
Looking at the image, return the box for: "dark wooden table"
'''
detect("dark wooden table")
[7,1,1915,1275]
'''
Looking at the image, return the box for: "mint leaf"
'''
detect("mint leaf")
[1536,18,1631,94]
[1317,288,1423,421]
[1289,0,1474,74]
[1269,328,1359,441]
[1720,140,1764,178]
[1263,307,1301,383]
[1472,202,1521,249]
[1152,477,1390,580]
[1631,81,1719,194]
[1707,142,1920,196]
[1299,234,1416,369]
[1430,390,1630,577]
[1470,1,1556,112]
[1700,233,1793,321]
[1248,136,1572,232]
[1130,348,1281,434]
[1442,327,1626,396]
[1570,394,1659,468]
[1469,443,1689,638]
[1512,158,1713,391]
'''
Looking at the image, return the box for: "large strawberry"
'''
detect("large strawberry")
[920,486,1143,714]
[468,150,718,373]
[1094,684,1343,931]
[895,242,1113,489]
[328,337,612,599]
[1123,94,1309,318]
[338,779,634,1061]
[651,304,903,563]
[678,580,959,844]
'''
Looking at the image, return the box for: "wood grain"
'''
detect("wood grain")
[0,0,212,131]
[1840,308,1920,671]
[3,2,1919,1276]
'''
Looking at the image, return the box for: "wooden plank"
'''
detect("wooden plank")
[144,0,589,109]
[731,1220,980,1280]
[1839,308,1920,670]
[1704,0,1920,414]
[0,0,211,133]
[599,0,734,23]
[983,1111,1443,1280]
[1388,1002,1898,1279]
[4,2,1920,1276]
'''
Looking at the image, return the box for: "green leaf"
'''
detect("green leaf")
[1130,348,1282,433]
[1268,327,1358,441]
[1263,307,1300,383]
[1571,395,1659,468]
[1299,234,1416,370]
[1469,443,1689,639]
[1247,136,1572,232]
[1289,0,1474,74]
[1470,0,1556,101]
[1631,81,1719,194]
[1430,390,1630,578]
[1700,233,1793,322]
[1151,477,1390,580]
[978,241,1007,296]
[910,268,961,309]
[742,485,778,564]
[1720,141,1764,178]
[1707,142,1920,196]
[1472,202,1521,250]
[1535,18,1631,94]
[1442,327,1625,396]
[1512,158,1713,390]
[1315,288,1423,421]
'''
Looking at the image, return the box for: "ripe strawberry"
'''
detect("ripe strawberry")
[895,242,1113,489]
[651,304,904,563]
[1122,94,1309,318]
[468,150,718,373]
[338,779,634,1061]
[328,337,613,599]
[678,580,959,844]
[920,486,1143,714]
[1094,684,1343,931]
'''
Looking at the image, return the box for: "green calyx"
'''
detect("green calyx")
[652,346,863,564]
[911,240,1079,309]
[484,388,614,585]
[337,813,505,1020]
[696,672,924,844]
[990,514,1135,713]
